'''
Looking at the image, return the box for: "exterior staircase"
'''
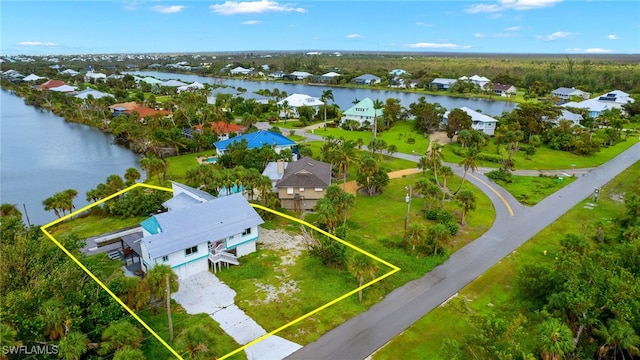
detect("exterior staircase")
[208,243,239,273]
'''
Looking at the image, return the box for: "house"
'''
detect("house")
[141,76,163,85]
[177,81,205,93]
[353,74,381,85]
[318,71,341,83]
[214,130,297,157]
[562,99,611,118]
[230,66,253,75]
[108,102,171,118]
[274,157,332,211]
[84,71,107,82]
[491,83,517,97]
[545,109,583,126]
[551,87,591,102]
[389,69,409,76]
[60,69,80,76]
[195,121,246,140]
[269,71,287,79]
[340,97,384,128]
[596,90,635,106]
[276,93,324,118]
[159,79,187,87]
[38,79,66,90]
[444,107,498,136]
[49,85,78,93]
[74,88,115,100]
[430,78,457,90]
[464,75,491,88]
[139,182,264,280]
[290,71,313,80]
[22,74,46,82]
[262,159,288,191]
[109,101,140,114]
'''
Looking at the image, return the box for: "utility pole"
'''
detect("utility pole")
[166,274,174,341]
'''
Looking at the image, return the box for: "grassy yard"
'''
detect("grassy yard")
[48,213,146,239]
[311,121,431,155]
[441,135,639,170]
[499,174,578,206]
[372,161,640,359]
[217,171,495,346]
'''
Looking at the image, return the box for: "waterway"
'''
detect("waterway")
[0,90,143,226]
[129,71,518,117]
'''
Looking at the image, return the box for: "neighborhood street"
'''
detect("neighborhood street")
[286,139,640,360]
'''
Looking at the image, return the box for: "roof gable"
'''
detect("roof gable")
[276,157,331,188]
[214,130,296,151]
[342,97,384,118]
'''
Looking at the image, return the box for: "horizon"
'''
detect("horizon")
[2,1,639,56]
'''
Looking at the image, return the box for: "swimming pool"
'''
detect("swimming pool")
[204,157,217,163]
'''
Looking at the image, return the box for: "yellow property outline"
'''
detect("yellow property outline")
[40,183,400,360]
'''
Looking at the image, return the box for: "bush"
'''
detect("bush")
[486,168,513,184]
[406,138,416,144]
[423,208,455,224]
[444,221,459,236]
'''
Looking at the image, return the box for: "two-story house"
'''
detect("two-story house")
[275,157,332,211]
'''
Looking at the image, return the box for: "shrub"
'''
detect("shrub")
[406,138,416,144]
[444,221,459,236]
[486,168,513,184]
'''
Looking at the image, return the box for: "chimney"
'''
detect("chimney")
[277,159,285,174]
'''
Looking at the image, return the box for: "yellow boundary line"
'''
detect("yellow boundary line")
[468,173,515,216]
[40,183,400,360]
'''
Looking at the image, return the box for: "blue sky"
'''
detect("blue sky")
[2,0,639,55]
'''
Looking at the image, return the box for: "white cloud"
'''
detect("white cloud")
[210,0,306,15]
[415,22,433,27]
[401,42,472,49]
[122,1,140,11]
[242,20,261,25]
[608,34,619,40]
[566,48,612,53]
[474,33,486,38]
[466,0,561,13]
[346,34,362,39]
[474,32,515,38]
[151,5,185,13]
[18,41,58,47]
[536,31,576,40]
[505,26,522,31]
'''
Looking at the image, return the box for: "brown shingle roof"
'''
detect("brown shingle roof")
[195,121,246,135]
[38,80,66,89]
[276,157,332,188]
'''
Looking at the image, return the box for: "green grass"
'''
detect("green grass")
[499,174,577,206]
[49,213,146,239]
[442,135,639,170]
[373,161,640,360]
[217,172,495,346]
[139,305,246,360]
[311,121,430,155]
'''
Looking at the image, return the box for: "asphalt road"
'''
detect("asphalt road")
[286,142,639,360]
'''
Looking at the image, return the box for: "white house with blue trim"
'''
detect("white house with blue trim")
[139,182,264,280]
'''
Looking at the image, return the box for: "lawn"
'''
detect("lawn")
[498,174,578,206]
[311,121,431,155]
[441,135,639,170]
[217,171,495,346]
[372,161,640,359]
[48,213,146,239]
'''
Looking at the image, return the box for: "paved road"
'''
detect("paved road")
[286,142,639,360]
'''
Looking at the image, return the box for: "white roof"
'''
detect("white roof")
[74,88,114,99]
[177,81,205,92]
[23,74,46,81]
[160,79,187,87]
[49,85,77,92]
[290,71,313,77]
[321,72,341,77]
[60,69,80,76]
[446,106,498,123]
[85,72,106,79]
[562,99,610,112]
[277,93,323,107]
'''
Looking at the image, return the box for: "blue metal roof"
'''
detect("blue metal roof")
[214,130,296,152]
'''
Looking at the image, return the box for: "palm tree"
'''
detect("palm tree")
[99,321,143,355]
[280,100,292,122]
[315,199,339,233]
[386,144,398,160]
[124,167,141,186]
[58,332,89,360]
[455,189,477,226]
[536,318,575,360]
[426,140,444,186]
[333,138,358,189]
[39,299,70,340]
[113,347,147,360]
[406,223,427,253]
[349,254,379,302]
[175,324,218,359]
[453,147,479,195]
[144,264,179,304]
[428,223,451,255]
[372,99,384,138]
[321,89,334,129]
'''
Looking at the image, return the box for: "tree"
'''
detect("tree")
[386,144,398,159]
[455,189,477,226]
[536,318,575,360]
[445,108,472,142]
[332,138,359,189]
[428,223,451,255]
[58,332,89,360]
[349,254,379,303]
[314,199,339,233]
[382,98,403,129]
[175,324,218,359]
[324,185,356,225]
[453,148,479,194]
[405,223,427,253]
[139,155,167,183]
[321,89,334,129]
[410,97,445,134]
[99,321,143,355]
[372,99,384,138]
[113,347,147,360]
[356,155,389,196]
[124,167,141,186]
[42,189,78,218]
[144,264,179,303]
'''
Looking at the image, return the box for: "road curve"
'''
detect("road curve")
[286,142,639,360]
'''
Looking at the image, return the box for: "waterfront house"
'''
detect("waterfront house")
[84,71,107,82]
[353,74,381,85]
[230,66,253,75]
[22,74,46,82]
[340,97,384,129]
[139,182,264,279]
[290,71,313,80]
[491,83,517,97]
[195,121,246,140]
[74,88,114,100]
[444,107,498,136]
[430,78,458,90]
[276,93,324,118]
[38,79,66,90]
[551,87,591,102]
[274,157,332,211]
[214,130,297,157]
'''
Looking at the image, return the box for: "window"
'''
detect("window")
[185,246,198,256]
[242,227,251,236]
[315,187,323,192]
[299,187,305,192]
[287,187,294,194]
[162,255,169,262]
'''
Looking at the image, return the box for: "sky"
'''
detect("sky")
[1,0,639,55]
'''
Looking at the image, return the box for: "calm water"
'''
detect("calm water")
[130,71,518,117]
[0,90,143,226]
